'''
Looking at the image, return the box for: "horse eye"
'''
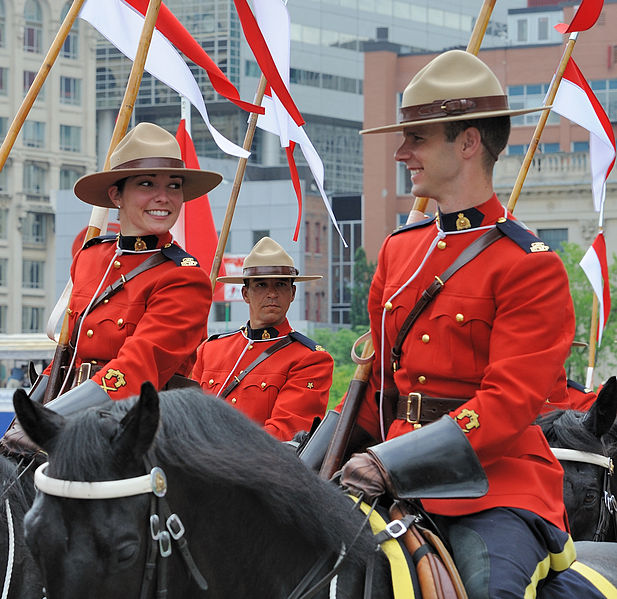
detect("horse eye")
[116,541,138,564]
[583,492,597,506]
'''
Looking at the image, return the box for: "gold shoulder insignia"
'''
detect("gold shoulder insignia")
[180,257,199,267]
[100,368,127,393]
[315,345,326,352]
[530,241,550,253]
[455,408,480,433]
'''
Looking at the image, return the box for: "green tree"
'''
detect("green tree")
[557,242,617,384]
[350,247,376,328]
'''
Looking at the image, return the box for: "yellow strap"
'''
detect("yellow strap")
[350,497,415,599]
[571,561,617,598]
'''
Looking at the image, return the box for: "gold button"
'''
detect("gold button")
[384,301,393,311]
[231,398,237,404]
[165,243,172,248]
[421,334,430,344]
[248,345,254,350]
[260,382,266,389]
[497,216,507,223]
[103,299,109,304]
[117,318,124,326]
[418,375,426,384]
[456,313,464,323]
[437,240,447,250]
[86,329,94,338]
[66,308,73,315]
[113,260,121,269]
[208,379,214,386]
[91,360,98,365]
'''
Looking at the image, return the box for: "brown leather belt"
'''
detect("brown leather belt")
[396,393,467,425]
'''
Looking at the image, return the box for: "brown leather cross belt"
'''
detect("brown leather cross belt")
[396,393,467,425]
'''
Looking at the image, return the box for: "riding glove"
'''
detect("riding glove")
[340,451,394,503]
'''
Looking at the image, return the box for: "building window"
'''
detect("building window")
[572,141,590,152]
[537,228,568,252]
[304,221,310,252]
[213,302,231,322]
[0,167,7,193]
[589,79,617,121]
[252,229,269,246]
[0,209,7,238]
[59,166,83,189]
[22,306,45,333]
[0,67,7,95]
[508,84,559,127]
[23,162,46,195]
[22,212,47,244]
[23,259,45,289]
[0,0,5,48]
[0,258,6,286]
[397,162,413,195]
[540,143,560,153]
[59,76,81,105]
[314,222,321,254]
[23,70,44,99]
[508,144,526,155]
[0,305,6,333]
[305,291,310,320]
[23,120,45,148]
[538,17,549,41]
[61,2,78,58]
[59,125,81,152]
[24,0,43,54]
[517,19,528,42]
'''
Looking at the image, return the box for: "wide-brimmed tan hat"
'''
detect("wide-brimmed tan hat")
[74,122,223,208]
[217,237,322,284]
[361,50,550,135]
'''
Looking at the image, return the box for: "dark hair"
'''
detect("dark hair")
[112,177,128,194]
[444,116,511,173]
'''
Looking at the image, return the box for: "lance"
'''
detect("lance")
[209,74,268,288]
[319,0,499,480]
[0,0,87,172]
[406,0,497,224]
[43,0,164,402]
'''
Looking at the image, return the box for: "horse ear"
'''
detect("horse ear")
[112,382,160,465]
[12,388,65,451]
[583,376,617,438]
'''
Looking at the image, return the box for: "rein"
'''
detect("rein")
[551,446,617,542]
[34,455,208,597]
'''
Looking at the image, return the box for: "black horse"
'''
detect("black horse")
[13,384,617,598]
[0,454,41,598]
[15,384,395,599]
[538,376,617,542]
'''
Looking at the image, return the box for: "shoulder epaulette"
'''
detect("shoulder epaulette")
[390,215,436,236]
[207,329,241,341]
[496,219,552,254]
[289,330,329,352]
[82,235,116,250]
[567,378,592,394]
[161,244,201,267]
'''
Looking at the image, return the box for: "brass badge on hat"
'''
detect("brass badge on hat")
[134,237,147,251]
[455,408,480,433]
[456,213,471,231]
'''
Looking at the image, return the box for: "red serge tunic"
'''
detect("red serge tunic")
[352,195,575,530]
[45,232,211,399]
[192,319,333,441]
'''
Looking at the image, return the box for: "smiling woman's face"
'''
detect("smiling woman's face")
[108,173,184,237]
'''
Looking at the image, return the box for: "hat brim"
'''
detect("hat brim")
[74,168,223,208]
[217,274,322,284]
[360,105,551,135]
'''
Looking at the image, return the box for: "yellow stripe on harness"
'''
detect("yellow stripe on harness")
[350,497,415,599]
[571,561,617,598]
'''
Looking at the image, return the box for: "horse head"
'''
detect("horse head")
[13,382,161,599]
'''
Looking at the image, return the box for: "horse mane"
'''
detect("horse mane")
[537,409,615,455]
[0,454,35,529]
[51,388,376,560]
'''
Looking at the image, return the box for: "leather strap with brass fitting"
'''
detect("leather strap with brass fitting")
[399,95,508,123]
[396,392,467,426]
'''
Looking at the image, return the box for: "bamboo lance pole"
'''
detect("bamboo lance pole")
[507,33,578,213]
[209,74,268,289]
[45,0,164,401]
[0,0,87,172]
[407,0,497,223]
[586,292,600,388]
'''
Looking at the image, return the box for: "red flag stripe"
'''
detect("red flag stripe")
[125,0,263,114]
[285,141,303,242]
[232,0,305,127]
[592,232,611,329]
[555,0,604,34]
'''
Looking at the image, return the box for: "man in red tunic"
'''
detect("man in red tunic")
[339,50,607,597]
[193,237,333,441]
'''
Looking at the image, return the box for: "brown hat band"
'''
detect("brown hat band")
[399,95,509,124]
[243,266,299,277]
[113,157,185,170]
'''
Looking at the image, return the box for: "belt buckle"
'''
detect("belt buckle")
[76,362,92,386]
[406,392,422,425]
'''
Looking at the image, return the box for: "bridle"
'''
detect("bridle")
[551,447,617,542]
[33,452,208,598]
